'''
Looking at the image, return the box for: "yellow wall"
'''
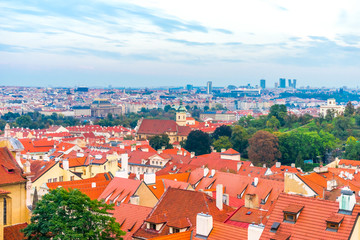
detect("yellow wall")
[135,182,158,208]
[0,182,29,227]
[350,216,360,240]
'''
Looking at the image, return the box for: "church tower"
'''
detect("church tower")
[176,102,187,126]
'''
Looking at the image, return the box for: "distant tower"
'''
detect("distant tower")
[293,79,297,88]
[288,79,292,88]
[176,102,187,126]
[260,79,266,89]
[4,123,10,138]
[275,82,279,88]
[206,81,213,94]
[279,78,286,88]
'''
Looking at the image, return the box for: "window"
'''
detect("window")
[283,213,296,223]
[3,198,7,225]
[173,228,180,233]
[70,176,74,181]
[59,176,63,182]
[150,223,156,230]
[326,222,340,232]
[104,165,106,170]
[48,179,52,183]
[53,178,57,182]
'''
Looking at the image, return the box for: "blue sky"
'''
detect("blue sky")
[1,0,360,88]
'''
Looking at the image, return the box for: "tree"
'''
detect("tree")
[268,105,287,126]
[230,126,249,158]
[266,116,280,131]
[248,130,281,166]
[344,136,360,160]
[184,130,211,156]
[212,125,232,140]
[344,101,355,117]
[149,134,172,150]
[164,105,172,112]
[213,136,233,152]
[23,188,125,240]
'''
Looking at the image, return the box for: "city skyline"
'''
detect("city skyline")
[1,1,360,88]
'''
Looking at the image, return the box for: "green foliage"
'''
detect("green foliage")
[230,126,249,158]
[344,101,355,117]
[212,125,232,140]
[184,130,211,156]
[149,134,172,150]
[268,104,287,126]
[344,136,360,160]
[23,188,125,240]
[266,116,280,130]
[213,136,233,152]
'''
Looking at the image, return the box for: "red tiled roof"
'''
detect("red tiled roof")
[222,148,239,155]
[30,160,57,182]
[339,159,360,167]
[98,177,142,204]
[4,223,28,240]
[0,147,26,185]
[112,203,152,240]
[133,188,233,239]
[47,172,112,200]
[137,119,191,136]
[260,193,360,240]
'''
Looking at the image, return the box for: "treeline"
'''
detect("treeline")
[0,112,80,130]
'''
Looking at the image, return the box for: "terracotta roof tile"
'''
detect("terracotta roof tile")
[4,222,27,240]
[0,147,26,185]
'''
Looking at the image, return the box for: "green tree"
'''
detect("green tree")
[230,126,249,158]
[149,134,172,150]
[212,125,232,140]
[344,136,360,160]
[23,188,125,240]
[268,105,287,126]
[248,130,281,166]
[213,136,233,152]
[164,105,172,112]
[266,116,280,131]
[15,115,32,128]
[184,130,211,156]
[344,101,355,117]
[237,115,254,128]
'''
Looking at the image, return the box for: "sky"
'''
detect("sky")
[1,0,360,88]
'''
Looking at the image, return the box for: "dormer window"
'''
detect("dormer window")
[149,223,156,230]
[326,214,344,232]
[283,204,304,223]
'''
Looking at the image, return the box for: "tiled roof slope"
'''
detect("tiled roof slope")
[4,222,28,240]
[137,119,191,136]
[133,188,233,239]
[0,147,26,185]
[47,172,112,200]
[98,177,142,204]
[260,193,360,240]
[112,203,152,240]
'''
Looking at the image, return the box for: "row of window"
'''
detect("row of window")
[48,176,64,183]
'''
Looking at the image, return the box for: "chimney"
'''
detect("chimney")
[253,177,259,187]
[130,195,140,205]
[210,169,216,177]
[91,182,96,188]
[338,188,356,212]
[196,213,213,238]
[119,143,125,149]
[223,193,229,205]
[263,164,266,168]
[275,162,281,168]
[63,159,69,171]
[144,173,156,185]
[24,159,31,174]
[237,162,242,171]
[204,167,209,177]
[221,148,226,153]
[121,153,128,172]
[191,152,195,158]
[291,163,295,168]
[327,179,337,191]
[177,150,182,155]
[157,149,163,154]
[131,145,136,152]
[216,184,223,210]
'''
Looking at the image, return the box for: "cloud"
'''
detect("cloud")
[167,39,215,46]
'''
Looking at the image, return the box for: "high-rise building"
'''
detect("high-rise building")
[275,82,279,88]
[288,79,292,88]
[260,79,266,89]
[279,78,286,88]
[293,79,297,88]
[206,81,212,94]
[186,84,193,91]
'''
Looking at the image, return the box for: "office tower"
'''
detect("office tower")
[293,79,297,89]
[275,82,279,88]
[279,78,286,88]
[288,79,292,88]
[260,79,266,89]
[186,84,193,91]
[207,81,212,94]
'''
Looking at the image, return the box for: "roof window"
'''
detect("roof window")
[283,204,304,223]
